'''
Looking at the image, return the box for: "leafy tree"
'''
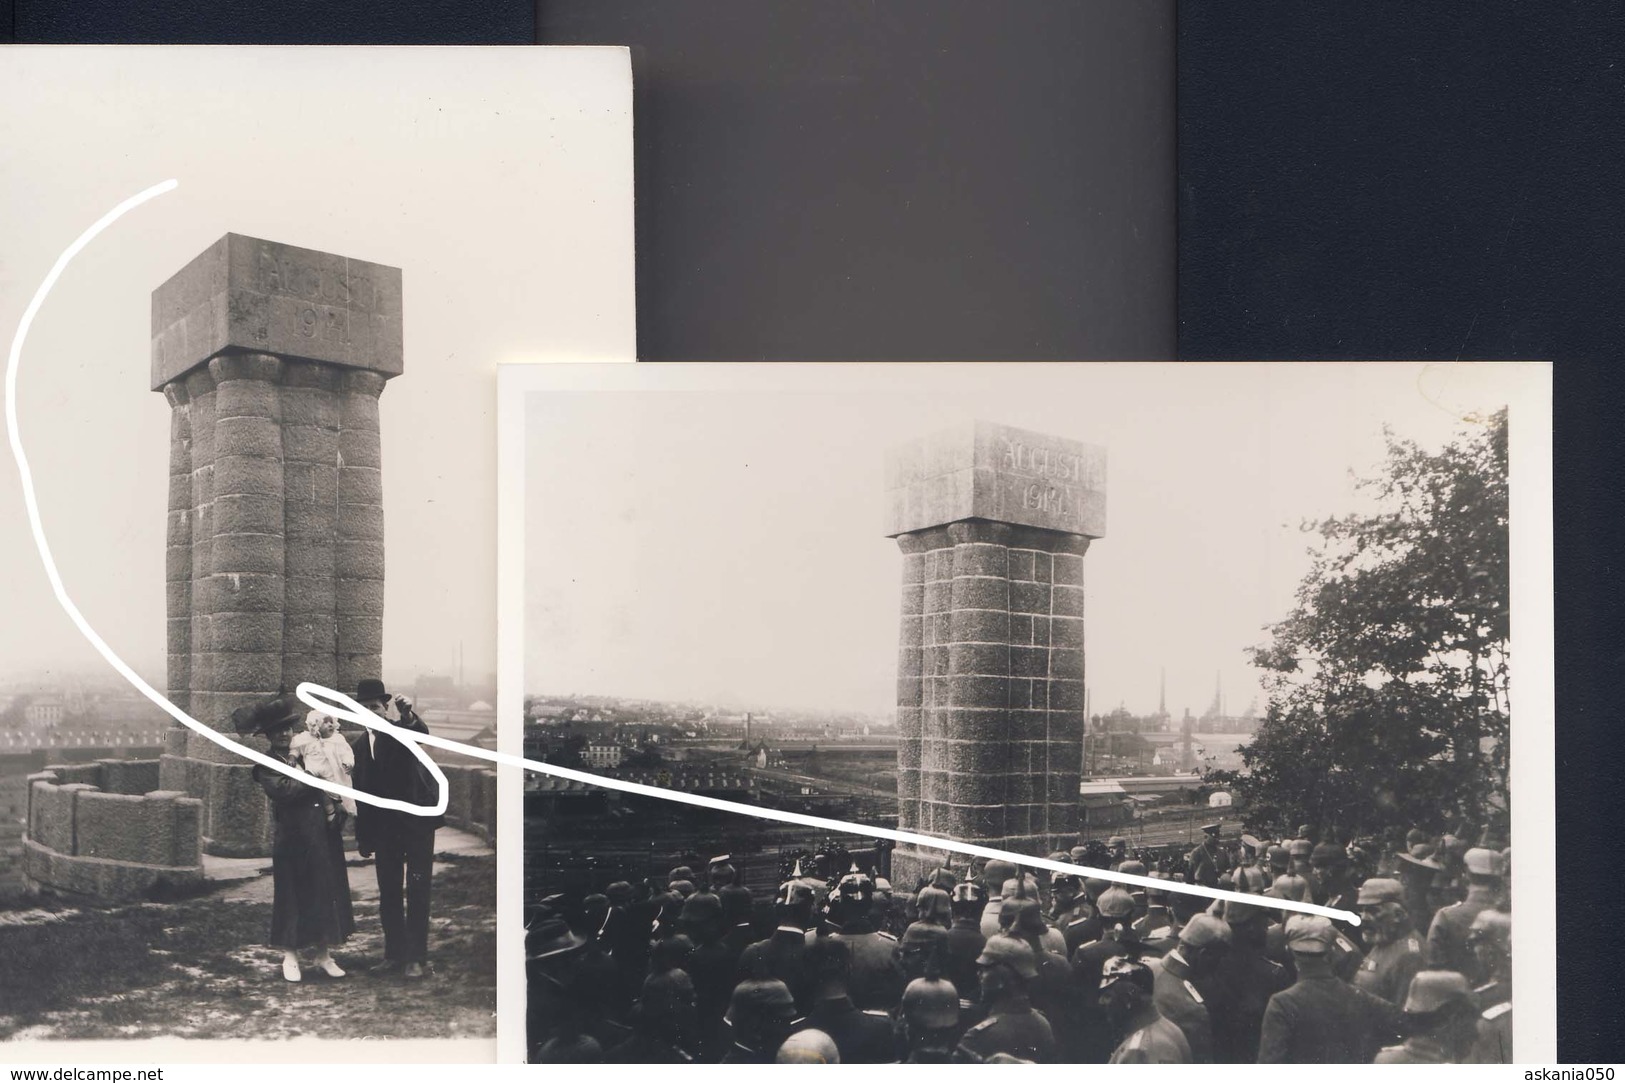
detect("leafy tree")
[1210,409,1509,838]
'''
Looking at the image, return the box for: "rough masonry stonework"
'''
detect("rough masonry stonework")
[153,235,403,857]
[886,421,1106,887]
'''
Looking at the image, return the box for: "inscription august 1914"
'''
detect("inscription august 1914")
[884,420,1108,539]
[1000,437,1103,524]
[150,234,403,390]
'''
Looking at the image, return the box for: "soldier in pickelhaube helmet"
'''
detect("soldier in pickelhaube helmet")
[997,873,1064,954]
[607,969,698,1063]
[829,862,904,1011]
[720,968,798,1064]
[738,869,817,1012]
[954,934,1055,1063]
[913,882,952,930]
[944,875,989,1005]
[899,968,962,1063]
[787,935,898,1063]
[1099,955,1191,1063]
[1063,876,1111,957]
[708,852,755,916]
[996,889,1072,1033]
[896,919,950,984]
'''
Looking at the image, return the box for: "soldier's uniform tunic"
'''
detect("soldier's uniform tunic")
[1069,932,1151,1062]
[1061,907,1101,958]
[954,1005,1055,1063]
[1108,1016,1193,1064]
[944,916,987,1002]
[1132,906,1177,942]
[1152,951,1214,1064]
[791,996,897,1064]
[1469,986,1512,1064]
[1187,843,1219,889]
[1257,971,1399,1064]
[1352,932,1424,1007]
[738,927,813,1012]
[1209,945,1290,1063]
[1425,885,1499,974]
[837,929,905,1012]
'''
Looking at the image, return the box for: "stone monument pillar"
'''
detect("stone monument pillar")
[885,421,1106,887]
[152,234,402,856]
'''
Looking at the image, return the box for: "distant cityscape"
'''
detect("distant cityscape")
[0,668,500,904]
[523,667,1261,783]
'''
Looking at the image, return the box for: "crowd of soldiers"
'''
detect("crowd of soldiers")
[526,821,1513,1064]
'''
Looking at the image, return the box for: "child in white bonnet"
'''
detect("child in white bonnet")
[290,709,358,817]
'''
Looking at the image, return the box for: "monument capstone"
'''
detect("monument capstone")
[885,421,1107,887]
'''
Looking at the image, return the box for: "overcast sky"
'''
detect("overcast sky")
[0,47,634,691]
[523,363,1546,717]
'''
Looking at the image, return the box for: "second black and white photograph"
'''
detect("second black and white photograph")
[500,361,1552,1066]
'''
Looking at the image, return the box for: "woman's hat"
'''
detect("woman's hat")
[1398,850,1445,873]
[233,695,306,737]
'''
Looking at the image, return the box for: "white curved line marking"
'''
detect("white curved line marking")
[7,183,1358,926]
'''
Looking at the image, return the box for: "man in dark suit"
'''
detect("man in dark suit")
[351,677,443,978]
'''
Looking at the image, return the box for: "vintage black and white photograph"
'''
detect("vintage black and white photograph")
[0,46,633,1057]
[501,361,1552,1065]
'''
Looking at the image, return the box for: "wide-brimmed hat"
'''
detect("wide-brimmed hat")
[355,678,390,703]
[1398,850,1445,873]
[233,695,305,737]
[525,917,586,962]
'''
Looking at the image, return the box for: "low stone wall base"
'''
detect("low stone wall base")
[23,838,205,903]
[159,754,272,857]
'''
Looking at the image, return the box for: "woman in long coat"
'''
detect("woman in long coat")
[242,696,357,982]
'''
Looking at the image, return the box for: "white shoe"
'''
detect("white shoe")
[318,957,346,978]
[282,957,302,982]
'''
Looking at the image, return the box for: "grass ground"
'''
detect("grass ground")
[0,854,495,1041]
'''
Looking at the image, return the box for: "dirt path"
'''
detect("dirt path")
[0,853,496,1041]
